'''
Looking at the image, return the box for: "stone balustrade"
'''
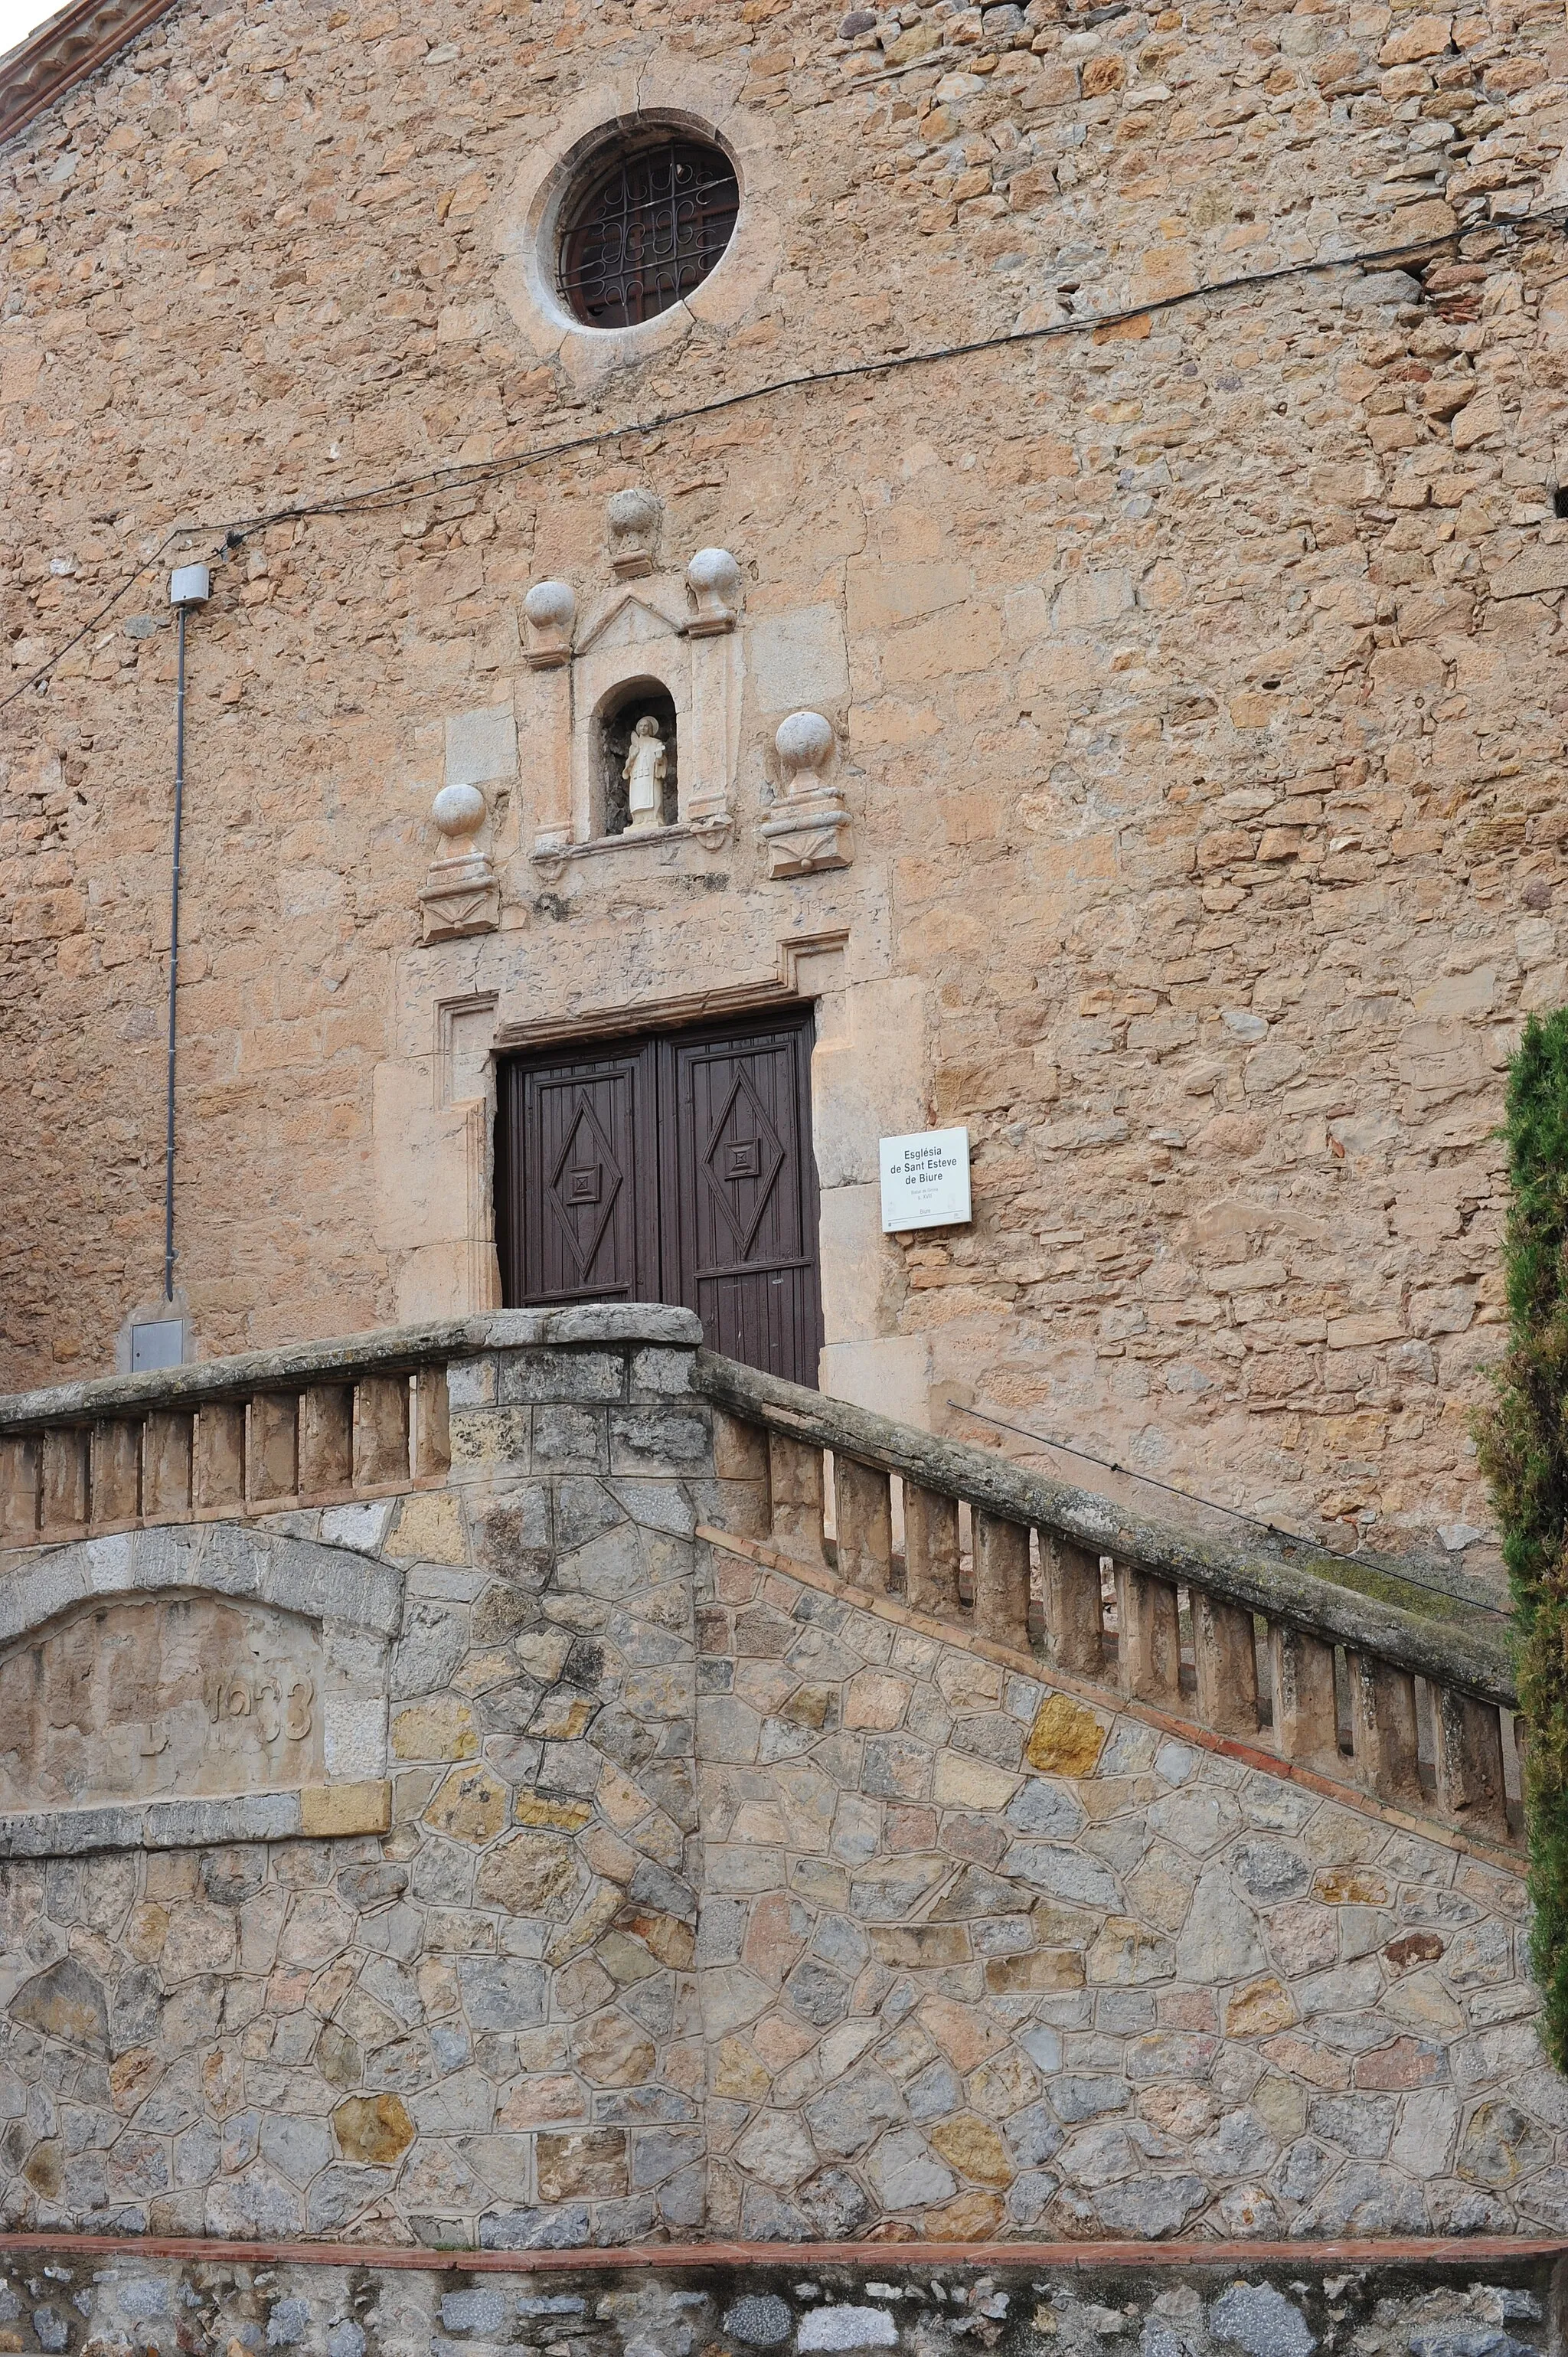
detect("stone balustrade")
[690,1354,1524,1857]
[0,1321,466,1539]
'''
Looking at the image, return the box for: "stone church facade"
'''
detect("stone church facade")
[4,0,1567,1581]
[2,0,1567,2284]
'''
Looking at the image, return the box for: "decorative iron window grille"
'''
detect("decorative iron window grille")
[560,138,740,329]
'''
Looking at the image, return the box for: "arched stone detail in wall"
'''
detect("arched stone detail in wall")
[0,1522,403,1653]
[0,1528,400,1855]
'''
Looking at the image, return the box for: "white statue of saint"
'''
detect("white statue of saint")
[623,714,668,832]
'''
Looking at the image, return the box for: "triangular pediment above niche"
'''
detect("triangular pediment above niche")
[576,585,686,657]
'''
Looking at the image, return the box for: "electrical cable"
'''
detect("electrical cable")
[217,208,1568,541]
[5,204,1563,715]
[948,1396,1511,1619]
[2,528,186,712]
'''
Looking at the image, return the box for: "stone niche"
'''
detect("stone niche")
[0,1594,325,1813]
[522,492,743,871]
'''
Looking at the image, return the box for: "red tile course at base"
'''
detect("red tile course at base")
[0,2233,1563,2272]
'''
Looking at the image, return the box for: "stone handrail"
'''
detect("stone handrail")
[691,1349,1524,1852]
[0,1306,693,1543]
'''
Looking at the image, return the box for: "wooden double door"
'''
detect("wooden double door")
[496,1009,822,1387]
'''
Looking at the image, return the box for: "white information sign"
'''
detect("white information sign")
[880,1126,972,1234]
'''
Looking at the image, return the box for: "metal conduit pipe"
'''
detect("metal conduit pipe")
[163,564,211,1307]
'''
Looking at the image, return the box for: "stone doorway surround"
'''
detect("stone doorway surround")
[373,930,934,1427]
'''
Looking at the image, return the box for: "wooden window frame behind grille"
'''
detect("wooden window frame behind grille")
[558,137,740,330]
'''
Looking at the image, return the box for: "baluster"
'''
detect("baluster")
[0,1437,40,1542]
[835,1458,892,1594]
[1269,1621,1341,1772]
[1347,1650,1422,1807]
[1194,1592,1260,1734]
[250,1393,299,1502]
[973,1509,1031,1648]
[711,1410,769,1538]
[299,1385,353,1496]
[354,1375,410,1488]
[1116,1563,1181,1703]
[194,1401,246,1511]
[413,1365,451,1478]
[1044,1531,1106,1674]
[1434,1685,1511,1841]
[142,1413,194,1521]
[91,1419,142,1525]
[767,1431,830,1569]
[39,1428,90,1535]
[905,1483,962,1618]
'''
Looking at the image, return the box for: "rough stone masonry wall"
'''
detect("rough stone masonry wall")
[0,1329,1560,2249]
[0,2258,1559,2357]
[4,0,1568,1582]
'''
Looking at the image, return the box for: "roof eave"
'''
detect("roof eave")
[0,0,178,150]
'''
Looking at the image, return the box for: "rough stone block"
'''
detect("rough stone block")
[449,1407,533,1469]
[249,1394,299,1502]
[446,704,518,788]
[194,1402,246,1511]
[609,1406,710,1475]
[531,1407,609,1473]
[355,1376,411,1487]
[92,1417,142,1522]
[498,1348,625,1405]
[299,1385,353,1496]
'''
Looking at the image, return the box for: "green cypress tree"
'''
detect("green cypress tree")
[1478,1007,1568,2068]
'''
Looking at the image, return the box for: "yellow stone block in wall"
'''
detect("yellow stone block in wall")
[300,1780,392,1836]
[1024,1691,1107,1776]
[386,1490,469,1563]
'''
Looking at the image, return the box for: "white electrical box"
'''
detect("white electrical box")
[879,1127,972,1233]
[168,564,211,607]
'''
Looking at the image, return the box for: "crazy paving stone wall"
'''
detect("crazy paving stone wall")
[0,1334,1559,2247]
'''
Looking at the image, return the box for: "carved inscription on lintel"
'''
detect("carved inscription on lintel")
[0,1596,326,1812]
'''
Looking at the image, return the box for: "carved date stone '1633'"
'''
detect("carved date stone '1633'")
[0,1595,325,1813]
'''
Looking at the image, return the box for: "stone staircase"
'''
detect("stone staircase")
[0,1313,1522,1862]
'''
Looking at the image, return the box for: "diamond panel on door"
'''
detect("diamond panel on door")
[666,1015,821,1388]
[547,1092,624,1281]
[496,1043,657,1307]
[701,1070,786,1260]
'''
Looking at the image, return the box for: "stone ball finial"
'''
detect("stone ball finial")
[523,578,575,669]
[687,547,742,635]
[776,710,835,786]
[688,547,741,601]
[607,485,662,535]
[606,486,662,577]
[524,579,576,631]
[432,781,488,843]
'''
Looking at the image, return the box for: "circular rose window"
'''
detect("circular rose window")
[559,134,740,330]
